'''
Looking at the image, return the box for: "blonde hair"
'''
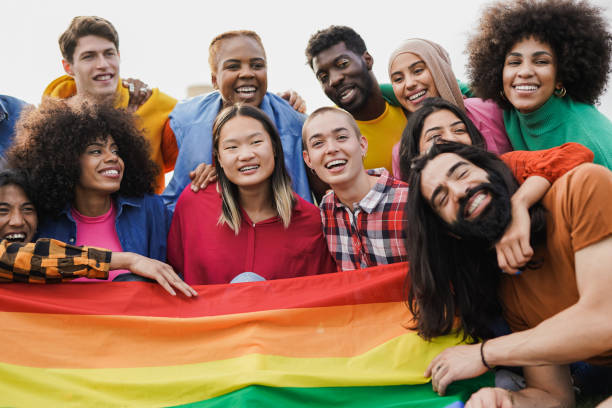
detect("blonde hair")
[208,30,266,75]
[302,106,361,149]
[212,104,295,234]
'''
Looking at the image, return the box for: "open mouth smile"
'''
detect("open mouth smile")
[4,232,26,242]
[464,191,490,220]
[236,86,257,98]
[239,164,260,173]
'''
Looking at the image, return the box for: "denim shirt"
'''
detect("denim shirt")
[36,194,172,262]
[162,91,311,210]
[0,95,29,163]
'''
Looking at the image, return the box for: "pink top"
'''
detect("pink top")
[71,202,128,281]
[167,183,336,285]
[391,97,512,179]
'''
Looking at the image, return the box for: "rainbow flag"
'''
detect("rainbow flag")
[0,263,492,407]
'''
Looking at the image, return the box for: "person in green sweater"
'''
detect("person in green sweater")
[466,0,612,170]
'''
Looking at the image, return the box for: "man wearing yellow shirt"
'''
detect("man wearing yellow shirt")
[305,26,407,173]
[44,16,177,193]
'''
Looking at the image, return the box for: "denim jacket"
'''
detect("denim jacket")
[36,194,171,262]
[0,95,29,162]
[162,91,311,210]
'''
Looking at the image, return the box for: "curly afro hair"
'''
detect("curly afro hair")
[467,0,612,109]
[8,98,159,219]
[305,25,367,69]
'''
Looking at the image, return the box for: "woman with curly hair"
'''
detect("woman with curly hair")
[467,0,612,169]
[9,98,172,282]
[167,104,335,284]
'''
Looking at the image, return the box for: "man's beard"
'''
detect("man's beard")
[448,171,512,245]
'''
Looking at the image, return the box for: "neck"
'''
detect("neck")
[74,188,113,216]
[332,170,377,209]
[351,74,386,121]
[238,181,277,224]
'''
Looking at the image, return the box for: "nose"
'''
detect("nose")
[324,138,340,154]
[238,64,255,78]
[103,149,119,162]
[8,209,25,227]
[329,69,344,87]
[404,73,417,91]
[446,180,468,203]
[237,146,256,161]
[517,62,534,78]
[95,54,110,69]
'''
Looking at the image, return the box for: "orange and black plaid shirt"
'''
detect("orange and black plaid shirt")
[0,238,111,283]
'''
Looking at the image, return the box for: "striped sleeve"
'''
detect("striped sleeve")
[0,238,111,283]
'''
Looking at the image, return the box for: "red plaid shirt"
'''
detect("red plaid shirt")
[319,169,409,271]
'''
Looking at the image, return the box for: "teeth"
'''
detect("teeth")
[236,86,256,93]
[239,165,259,172]
[339,88,354,101]
[101,169,119,176]
[514,85,538,91]
[5,233,25,242]
[467,193,486,216]
[96,74,112,80]
[325,159,347,169]
[408,90,426,101]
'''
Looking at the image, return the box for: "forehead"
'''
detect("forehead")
[74,35,117,54]
[305,111,357,138]
[312,42,362,71]
[0,184,30,204]
[216,36,265,65]
[219,115,268,140]
[507,37,554,56]
[390,52,422,72]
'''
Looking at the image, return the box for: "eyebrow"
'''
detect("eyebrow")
[221,131,264,144]
[307,127,349,143]
[507,50,553,58]
[428,161,468,208]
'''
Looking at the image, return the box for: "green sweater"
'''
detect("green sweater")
[504,96,612,170]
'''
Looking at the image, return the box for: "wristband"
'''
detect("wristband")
[480,339,493,370]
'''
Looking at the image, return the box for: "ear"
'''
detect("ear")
[62,59,74,76]
[362,51,374,71]
[211,73,218,90]
[302,149,313,169]
[359,134,368,157]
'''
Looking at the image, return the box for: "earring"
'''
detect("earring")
[499,90,507,101]
[310,168,316,175]
[554,86,566,98]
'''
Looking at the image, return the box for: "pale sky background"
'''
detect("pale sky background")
[3,0,612,118]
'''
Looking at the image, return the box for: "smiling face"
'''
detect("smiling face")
[312,42,374,114]
[419,109,472,153]
[302,110,367,188]
[217,115,275,190]
[390,52,439,112]
[503,37,559,113]
[0,184,37,243]
[77,136,124,197]
[212,36,268,107]
[420,152,512,243]
[62,35,120,98]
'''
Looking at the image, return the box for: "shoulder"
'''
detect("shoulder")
[175,182,220,213]
[263,93,306,126]
[170,91,222,122]
[149,89,178,109]
[0,95,28,113]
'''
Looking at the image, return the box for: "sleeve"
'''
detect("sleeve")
[500,143,594,184]
[161,119,179,173]
[379,83,400,106]
[0,238,111,283]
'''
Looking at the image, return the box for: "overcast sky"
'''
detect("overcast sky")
[3,0,611,118]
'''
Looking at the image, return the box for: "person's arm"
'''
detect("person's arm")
[496,143,594,273]
[110,252,197,297]
[122,78,152,112]
[276,90,307,113]
[464,365,574,408]
[425,235,612,391]
[0,238,111,282]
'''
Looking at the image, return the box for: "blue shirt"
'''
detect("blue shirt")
[0,95,29,162]
[36,194,171,262]
[162,91,311,210]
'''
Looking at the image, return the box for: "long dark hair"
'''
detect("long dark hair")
[404,142,546,341]
[399,98,486,181]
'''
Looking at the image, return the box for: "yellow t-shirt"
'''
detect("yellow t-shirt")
[356,103,407,172]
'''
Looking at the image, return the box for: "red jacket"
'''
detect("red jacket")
[168,183,336,284]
